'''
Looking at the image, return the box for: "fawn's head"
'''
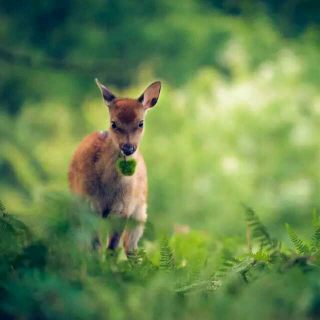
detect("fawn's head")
[96,79,161,156]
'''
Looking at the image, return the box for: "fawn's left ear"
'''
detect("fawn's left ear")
[137,81,161,109]
[95,79,116,107]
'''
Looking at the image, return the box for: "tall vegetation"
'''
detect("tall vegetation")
[1,1,320,318]
[1,196,320,320]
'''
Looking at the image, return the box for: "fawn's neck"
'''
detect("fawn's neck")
[103,135,120,165]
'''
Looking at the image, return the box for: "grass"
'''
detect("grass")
[1,194,320,320]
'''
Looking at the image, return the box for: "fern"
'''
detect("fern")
[312,210,320,253]
[139,249,158,271]
[312,209,320,229]
[129,249,157,270]
[215,256,253,279]
[285,223,310,255]
[127,250,141,266]
[127,249,158,280]
[248,250,271,263]
[176,279,222,294]
[159,235,174,271]
[219,257,241,273]
[311,227,320,252]
[243,204,278,254]
[0,200,7,217]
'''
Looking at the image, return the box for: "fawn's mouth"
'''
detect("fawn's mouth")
[120,149,136,159]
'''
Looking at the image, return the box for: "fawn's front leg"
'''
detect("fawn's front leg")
[123,204,147,255]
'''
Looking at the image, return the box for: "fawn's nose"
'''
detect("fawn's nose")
[121,144,135,156]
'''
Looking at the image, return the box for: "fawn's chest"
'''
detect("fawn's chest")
[94,162,135,213]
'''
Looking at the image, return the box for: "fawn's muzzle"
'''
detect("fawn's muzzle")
[121,144,135,156]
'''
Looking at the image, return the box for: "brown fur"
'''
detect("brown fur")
[68,81,161,255]
[117,107,137,124]
[68,129,147,209]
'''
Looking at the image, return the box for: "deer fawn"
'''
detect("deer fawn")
[68,80,161,256]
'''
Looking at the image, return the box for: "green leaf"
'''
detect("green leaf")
[243,204,278,254]
[117,158,137,176]
[311,227,320,252]
[285,223,310,255]
[159,235,174,271]
[312,209,320,229]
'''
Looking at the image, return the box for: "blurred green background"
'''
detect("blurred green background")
[1,0,320,240]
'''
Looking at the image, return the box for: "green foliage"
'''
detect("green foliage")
[286,223,310,255]
[1,196,320,319]
[1,2,320,319]
[1,0,319,114]
[244,205,279,254]
[248,250,271,263]
[2,11,320,238]
[0,200,6,215]
[0,206,31,261]
[312,209,320,228]
[126,249,158,281]
[159,234,174,271]
[311,228,320,252]
[285,213,320,256]
[311,211,320,252]
[215,256,252,280]
[117,158,137,176]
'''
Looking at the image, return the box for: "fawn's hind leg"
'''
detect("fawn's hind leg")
[123,204,147,256]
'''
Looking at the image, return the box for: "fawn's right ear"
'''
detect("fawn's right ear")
[95,79,116,107]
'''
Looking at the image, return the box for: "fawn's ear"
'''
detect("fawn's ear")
[95,79,116,107]
[137,81,161,109]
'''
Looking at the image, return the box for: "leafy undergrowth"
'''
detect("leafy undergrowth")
[1,195,320,320]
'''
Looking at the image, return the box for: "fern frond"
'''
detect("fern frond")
[159,235,174,271]
[248,251,270,263]
[311,227,320,252]
[0,200,7,216]
[128,249,158,279]
[285,223,310,255]
[312,209,320,229]
[176,279,222,294]
[215,257,245,279]
[127,250,141,265]
[214,256,254,289]
[243,204,278,254]
[228,257,254,274]
[137,249,157,270]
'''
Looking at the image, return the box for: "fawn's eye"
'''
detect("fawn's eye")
[139,121,144,128]
[111,121,117,129]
